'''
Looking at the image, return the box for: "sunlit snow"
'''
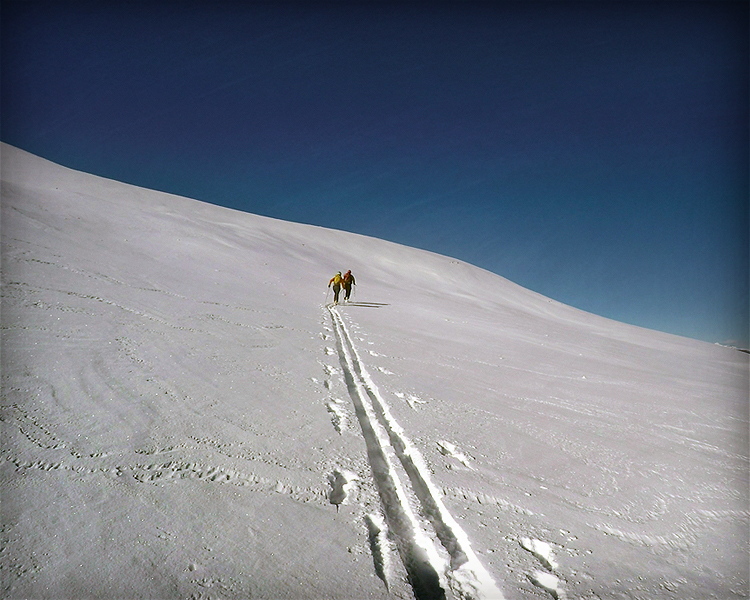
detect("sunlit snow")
[1,144,747,599]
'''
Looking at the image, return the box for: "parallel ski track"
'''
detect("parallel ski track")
[328,306,504,600]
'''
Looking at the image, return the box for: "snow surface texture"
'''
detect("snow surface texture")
[1,143,748,599]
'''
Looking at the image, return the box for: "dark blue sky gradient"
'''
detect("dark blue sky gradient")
[2,1,747,345]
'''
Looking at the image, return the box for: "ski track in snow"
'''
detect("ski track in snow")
[327,305,505,600]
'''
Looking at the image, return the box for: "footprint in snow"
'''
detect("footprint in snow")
[521,537,565,598]
[520,537,558,571]
[328,469,358,512]
[406,394,427,409]
[394,392,427,410]
[437,440,473,469]
[322,364,338,376]
[529,571,565,599]
[326,402,348,433]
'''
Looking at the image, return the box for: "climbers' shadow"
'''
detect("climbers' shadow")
[342,301,389,308]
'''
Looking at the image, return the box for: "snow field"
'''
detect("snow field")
[2,144,748,599]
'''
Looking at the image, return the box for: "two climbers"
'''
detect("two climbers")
[328,269,356,304]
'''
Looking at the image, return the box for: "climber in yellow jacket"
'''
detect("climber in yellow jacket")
[328,272,343,304]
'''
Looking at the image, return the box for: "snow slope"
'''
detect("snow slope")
[1,143,748,599]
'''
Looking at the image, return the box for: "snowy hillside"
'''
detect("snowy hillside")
[1,143,747,600]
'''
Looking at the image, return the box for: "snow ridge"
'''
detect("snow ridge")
[329,306,504,600]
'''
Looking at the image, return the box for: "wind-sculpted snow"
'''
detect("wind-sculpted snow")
[1,144,747,599]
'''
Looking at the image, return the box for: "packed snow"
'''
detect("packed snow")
[1,143,748,599]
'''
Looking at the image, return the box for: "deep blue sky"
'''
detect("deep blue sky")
[2,1,748,346]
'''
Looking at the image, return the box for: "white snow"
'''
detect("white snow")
[1,143,748,599]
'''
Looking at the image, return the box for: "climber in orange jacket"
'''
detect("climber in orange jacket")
[342,270,356,301]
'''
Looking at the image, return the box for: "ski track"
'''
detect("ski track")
[328,305,505,600]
